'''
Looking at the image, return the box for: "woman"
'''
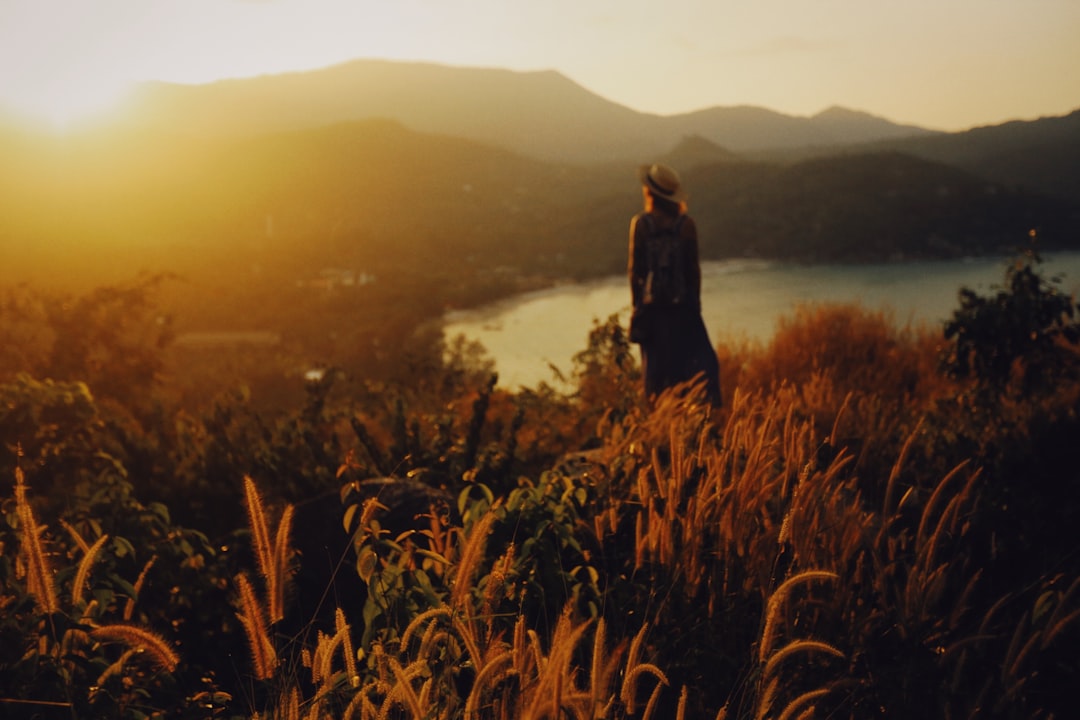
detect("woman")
[628,163,721,406]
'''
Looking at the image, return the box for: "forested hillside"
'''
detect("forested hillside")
[3,114,1076,289]
[870,108,1080,202]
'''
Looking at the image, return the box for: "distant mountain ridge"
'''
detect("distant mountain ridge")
[664,104,934,160]
[116,59,940,164]
[873,111,1080,202]
[2,58,1077,291]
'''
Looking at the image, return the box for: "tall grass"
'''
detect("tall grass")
[235,472,680,719]
[5,300,1077,718]
[14,467,59,616]
[7,466,184,716]
[582,334,1077,717]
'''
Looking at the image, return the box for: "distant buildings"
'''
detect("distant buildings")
[173,331,281,349]
[297,268,377,292]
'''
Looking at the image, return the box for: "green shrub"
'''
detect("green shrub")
[943,244,1080,398]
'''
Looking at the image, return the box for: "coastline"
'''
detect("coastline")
[443,250,1080,389]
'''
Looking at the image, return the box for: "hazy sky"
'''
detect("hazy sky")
[2,0,1078,131]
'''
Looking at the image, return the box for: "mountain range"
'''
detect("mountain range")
[2,58,1078,296]
[98,59,1080,204]
[112,59,940,163]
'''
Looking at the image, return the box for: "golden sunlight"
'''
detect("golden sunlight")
[9,76,133,132]
[0,1,144,132]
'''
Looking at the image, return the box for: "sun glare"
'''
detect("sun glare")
[6,78,133,133]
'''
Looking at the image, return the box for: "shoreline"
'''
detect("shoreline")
[443,250,1080,389]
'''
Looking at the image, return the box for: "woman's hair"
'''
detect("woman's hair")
[645,190,685,217]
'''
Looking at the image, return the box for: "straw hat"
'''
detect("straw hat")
[637,163,686,203]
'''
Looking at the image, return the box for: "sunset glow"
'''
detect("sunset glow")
[1,0,1078,132]
[7,75,134,131]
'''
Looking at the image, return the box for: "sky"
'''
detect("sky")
[1,0,1078,132]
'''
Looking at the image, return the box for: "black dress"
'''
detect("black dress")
[629,210,722,406]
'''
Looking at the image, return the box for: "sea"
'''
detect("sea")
[442,252,1080,390]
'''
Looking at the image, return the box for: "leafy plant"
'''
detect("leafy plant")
[943,241,1080,397]
[1,467,188,718]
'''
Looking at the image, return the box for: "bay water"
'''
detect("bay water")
[443,252,1080,390]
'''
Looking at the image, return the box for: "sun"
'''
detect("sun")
[3,77,134,133]
[0,1,144,133]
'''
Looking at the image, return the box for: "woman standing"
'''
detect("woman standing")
[628,163,721,406]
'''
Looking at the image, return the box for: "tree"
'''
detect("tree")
[942,238,1080,397]
[41,274,174,410]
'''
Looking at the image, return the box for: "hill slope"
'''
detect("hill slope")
[115,59,937,163]
[876,109,1080,202]
[687,152,1076,262]
[2,106,1076,294]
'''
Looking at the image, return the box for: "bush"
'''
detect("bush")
[943,244,1080,398]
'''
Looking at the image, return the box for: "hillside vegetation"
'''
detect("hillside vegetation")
[3,114,1077,303]
[1,247,1078,718]
[3,59,1078,299]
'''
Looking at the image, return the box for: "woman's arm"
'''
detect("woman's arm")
[682,215,702,310]
[628,214,648,308]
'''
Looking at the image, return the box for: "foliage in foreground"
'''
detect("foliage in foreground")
[1,250,1079,718]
